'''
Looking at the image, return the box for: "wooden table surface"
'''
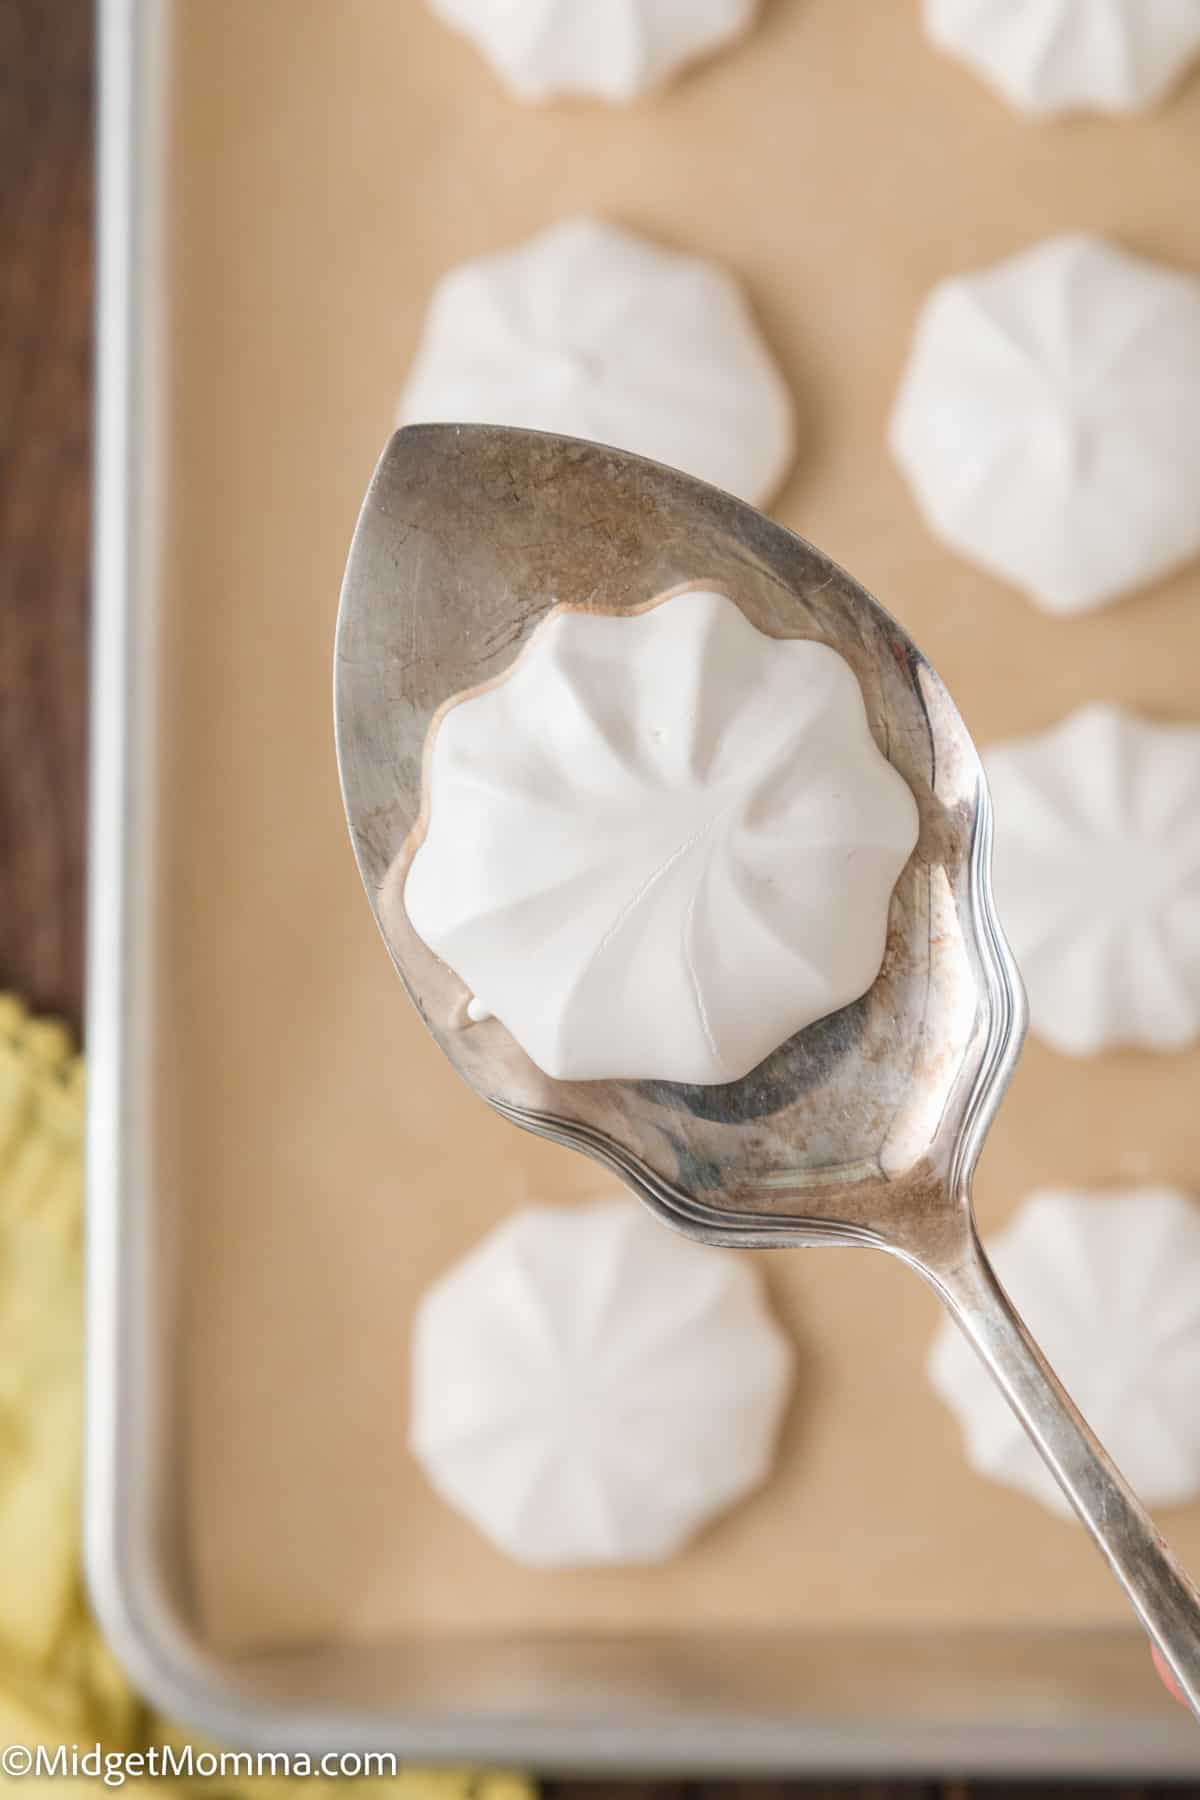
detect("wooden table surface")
[0,1,1185,1791]
[1,0,91,1031]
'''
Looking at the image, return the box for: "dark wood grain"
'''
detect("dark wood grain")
[0,0,1172,1788]
[0,0,92,1033]
[541,1785,941,1800]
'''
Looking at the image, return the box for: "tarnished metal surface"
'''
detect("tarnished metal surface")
[336,424,993,1246]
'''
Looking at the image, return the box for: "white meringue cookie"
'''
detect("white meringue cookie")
[930,1187,1200,1517]
[985,704,1200,1056]
[426,0,758,104]
[923,0,1200,116]
[398,216,795,508]
[890,233,1200,615]
[410,1198,794,1567]
[404,588,919,1086]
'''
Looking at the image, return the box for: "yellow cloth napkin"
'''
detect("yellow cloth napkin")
[0,995,533,1799]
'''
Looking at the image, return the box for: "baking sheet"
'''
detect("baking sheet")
[160,0,1200,1654]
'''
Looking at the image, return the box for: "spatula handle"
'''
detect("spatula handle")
[929,1228,1200,1720]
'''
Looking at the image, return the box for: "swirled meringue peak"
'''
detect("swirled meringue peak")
[426,0,759,105]
[404,589,919,1085]
[890,234,1200,614]
[410,1197,793,1567]
[985,704,1200,1055]
[398,217,795,509]
[923,0,1200,117]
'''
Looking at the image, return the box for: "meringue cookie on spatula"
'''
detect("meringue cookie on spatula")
[404,588,919,1086]
[398,216,795,508]
[426,0,758,103]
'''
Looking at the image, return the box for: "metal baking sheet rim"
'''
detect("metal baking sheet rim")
[82,0,1199,1772]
